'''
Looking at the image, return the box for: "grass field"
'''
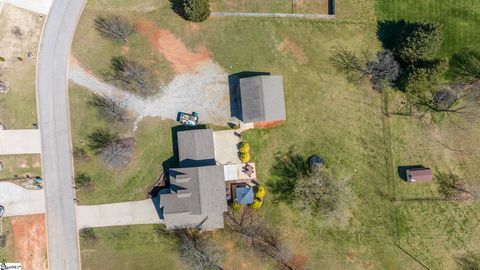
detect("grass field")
[375,0,480,57]
[0,217,12,262]
[80,225,184,269]
[0,154,41,179]
[71,0,480,269]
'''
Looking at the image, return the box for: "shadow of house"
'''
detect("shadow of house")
[397,165,426,181]
[328,0,336,15]
[228,71,270,120]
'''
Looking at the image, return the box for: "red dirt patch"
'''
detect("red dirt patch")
[285,255,308,270]
[276,37,308,64]
[136,19,209,74]
[11,214,47,270]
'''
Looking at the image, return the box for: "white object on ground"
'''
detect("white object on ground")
[69,60,231,126]
[0,182,45,216]
[0,129,42,154]
[76,199,163,228]
[1,0,53,14]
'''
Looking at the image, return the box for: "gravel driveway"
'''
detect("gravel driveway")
[69,60,232,126]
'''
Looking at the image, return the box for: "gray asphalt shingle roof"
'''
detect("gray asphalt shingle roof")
[239,75,286,123]
[160,165,227,229]
[178,129,216,167]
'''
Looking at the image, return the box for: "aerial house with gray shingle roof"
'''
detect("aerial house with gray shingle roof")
[159,129,228,230]
[239,75,287,128]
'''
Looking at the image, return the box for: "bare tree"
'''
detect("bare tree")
[79,227,97,242]
[94,15,134,44]
[106,56,156,96]
[435,172,478,201]
[173,228,223,270]
[225,208,294,270]
[88,95,127,122]
[332,48,400,91]
[366,50,400,91]
[73,146,90,162]
[456,251,480,270]
[100,137,135,168]
[294,169,340,215]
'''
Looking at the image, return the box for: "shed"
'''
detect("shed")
[239,75,286,127]
[235,186,254,205]
[406,168,433,183]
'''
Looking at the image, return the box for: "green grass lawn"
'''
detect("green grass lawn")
[69,83,176,205]
[375,0,480,57]
[0,217,12,263]
[71,0,480,269]
[80,225,184,270]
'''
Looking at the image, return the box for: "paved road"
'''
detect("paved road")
[36,0,85,269]
[0,182,45,217]
[0,129,42,154]
[76,199,162,228]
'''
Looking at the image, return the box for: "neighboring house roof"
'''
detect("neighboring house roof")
[235,187,254,205]
[406,168,433,182]
[239,75,286,123]
[178,129,216,167]
[160,165,228,230]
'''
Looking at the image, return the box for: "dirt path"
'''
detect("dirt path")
[10,214,47,270]
[136,19,209,74]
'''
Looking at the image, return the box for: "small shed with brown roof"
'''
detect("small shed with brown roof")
[406,168,433,183]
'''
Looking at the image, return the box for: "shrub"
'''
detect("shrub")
[255,186,266,199]
[249,198,262,209]
[239,152,250,163]
[239,142,250,153]
[0,57,5,62]
[75,172,93,190]
[184,0,210,22]
[229,201,242,211]
[79,227,97,241]
[94,15,134,44]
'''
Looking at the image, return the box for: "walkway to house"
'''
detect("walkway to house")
[0,181,45,216]
[76,199,162,228]
[0,129,42,154]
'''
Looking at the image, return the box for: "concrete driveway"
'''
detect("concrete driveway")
[76,199,162,228]
[0,0,53,14]
[0,182,45,217]
[0,129,42,154]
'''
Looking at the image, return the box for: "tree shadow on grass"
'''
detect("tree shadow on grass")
[267,150,309,203]
[170,0,186,19]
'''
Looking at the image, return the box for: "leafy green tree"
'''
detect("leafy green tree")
[184,0,210,22]
[450,48,480,82]
[394,22,443,63]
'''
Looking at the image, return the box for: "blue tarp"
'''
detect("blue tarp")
[236,187,254,205]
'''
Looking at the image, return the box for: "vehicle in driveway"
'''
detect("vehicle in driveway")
[0,205,4,217]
